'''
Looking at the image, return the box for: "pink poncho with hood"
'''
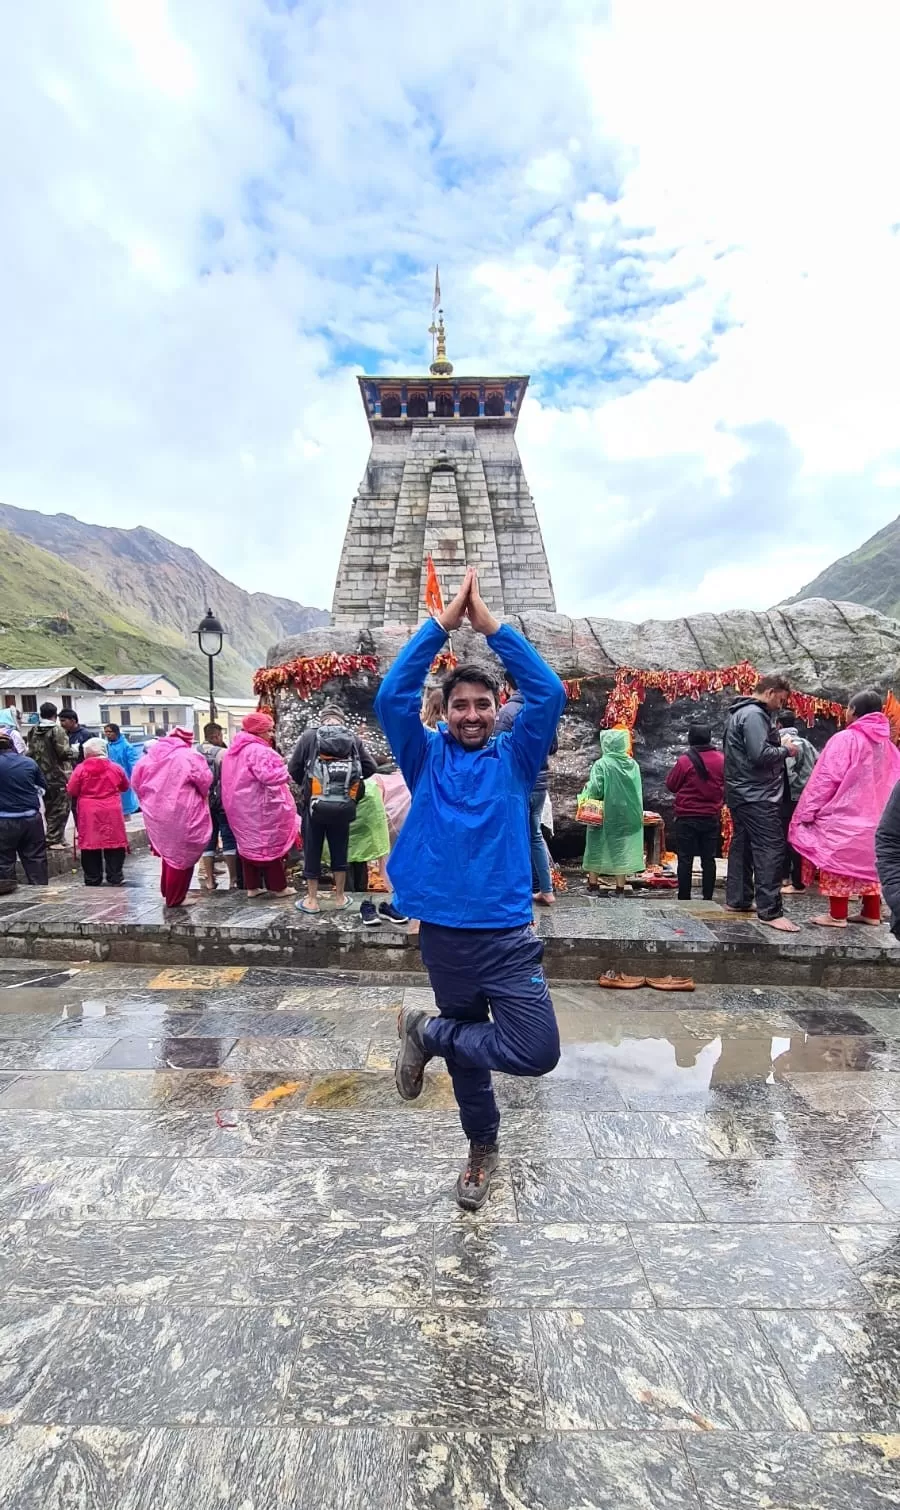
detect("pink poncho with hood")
[220,716,298,864]
[789,712,900,882]
[132,728,212,869]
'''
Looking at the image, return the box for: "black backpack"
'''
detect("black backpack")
[307,727,364,824]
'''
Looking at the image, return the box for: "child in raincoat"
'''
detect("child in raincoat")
[220,713,298,897]
[103,723,141,816]
[789,689,900,928]
[581,728,645,893]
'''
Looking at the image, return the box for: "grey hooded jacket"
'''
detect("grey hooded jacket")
[777,725,819,802]
[723,696,789,807]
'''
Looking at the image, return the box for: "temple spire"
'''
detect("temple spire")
[428,264,453,376]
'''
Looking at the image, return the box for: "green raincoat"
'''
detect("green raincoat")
[581,729,645,876]
[322,781,391,867]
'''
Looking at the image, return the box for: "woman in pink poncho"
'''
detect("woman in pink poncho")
[132,727,212,907]
[220,713,297,897]
[789,689,900,928]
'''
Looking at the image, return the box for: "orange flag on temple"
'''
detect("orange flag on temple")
[424,555,444,616]
[885,690,900,745]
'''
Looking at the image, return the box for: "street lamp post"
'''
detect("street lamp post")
[196,608,224,725]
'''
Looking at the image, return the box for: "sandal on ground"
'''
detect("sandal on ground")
[647,975,696,992]
[596,970,647,989]
[331,896,352,909]
[297,900,320,915]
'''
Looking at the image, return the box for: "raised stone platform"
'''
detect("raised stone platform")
[3,855,900,987]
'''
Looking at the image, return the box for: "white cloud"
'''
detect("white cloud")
[0,0,899,635]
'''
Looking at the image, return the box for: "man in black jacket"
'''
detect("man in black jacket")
[724,675,800,932]
[288,705,378,914]
[59,710,96,764]
[876,780,900,938]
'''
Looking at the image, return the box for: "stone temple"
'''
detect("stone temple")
[331,312,556,625]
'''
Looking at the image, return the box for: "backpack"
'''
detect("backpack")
[199,743,223,809]
[307,726,364,824]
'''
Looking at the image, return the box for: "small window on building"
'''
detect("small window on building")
[407,391,428,418]
[380,391,401,419]
[459,391,479,417]
[61,695,74,711]
[21,695,37,714]
[485,390,505,417]
[435,389,454,417]
[120,708,131,727]
[147,707,156,725]
[100,706,109,725]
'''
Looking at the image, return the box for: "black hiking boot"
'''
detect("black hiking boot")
[456,1141,500,1212]
[395,1007,432,1101]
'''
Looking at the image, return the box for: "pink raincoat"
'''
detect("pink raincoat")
[132,735,212,869]
[220,731,298,863]
[373,770,411,843]
[789,712,900,882]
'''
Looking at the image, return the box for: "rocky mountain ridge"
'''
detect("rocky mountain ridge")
[783,512,900,621]
[0,501,328,677]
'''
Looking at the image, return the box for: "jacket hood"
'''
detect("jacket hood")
[848,711,892,745]
[728,696,762,713]
[228,730,265,755]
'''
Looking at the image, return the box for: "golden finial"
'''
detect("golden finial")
[430,313,453,377]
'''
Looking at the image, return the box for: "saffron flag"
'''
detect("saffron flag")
[424,554,444,616]
[433,264,441,310]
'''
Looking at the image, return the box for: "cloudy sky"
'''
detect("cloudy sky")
[2,0,899,622]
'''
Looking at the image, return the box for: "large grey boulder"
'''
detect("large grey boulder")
[266,599,900,857]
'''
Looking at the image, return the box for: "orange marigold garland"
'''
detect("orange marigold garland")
[253,652,378,703]
[430,649,458,676]
[721,805,734,858]
[600,662,846,732]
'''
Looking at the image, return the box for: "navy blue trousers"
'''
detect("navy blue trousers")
[419,922,560,1145]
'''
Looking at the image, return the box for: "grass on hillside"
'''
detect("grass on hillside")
[0,528,252,696]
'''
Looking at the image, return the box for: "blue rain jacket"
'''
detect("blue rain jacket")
[106,736,141,815]
[375,618,566,929]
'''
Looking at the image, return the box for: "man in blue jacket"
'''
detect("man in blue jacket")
[376,567,567,1210]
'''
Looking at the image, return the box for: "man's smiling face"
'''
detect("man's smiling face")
[445,680,497,750]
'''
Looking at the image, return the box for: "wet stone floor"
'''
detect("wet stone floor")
[0,959,898,1507]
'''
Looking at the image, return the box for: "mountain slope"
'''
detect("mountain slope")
[0,529,252,697]
[0,502,329,673]
[784,514,900,618]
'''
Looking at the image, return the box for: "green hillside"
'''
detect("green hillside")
[785,514,900,620]
[0,529,252,697]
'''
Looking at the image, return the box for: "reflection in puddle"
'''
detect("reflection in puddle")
[552,1024,891,1094]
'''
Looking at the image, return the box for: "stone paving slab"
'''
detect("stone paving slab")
[0,956,899,1506]
[3,856,900,984]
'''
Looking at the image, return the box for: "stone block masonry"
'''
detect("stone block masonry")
[332,388,556,624]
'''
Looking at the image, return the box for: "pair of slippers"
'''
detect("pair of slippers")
[596,971,695,992]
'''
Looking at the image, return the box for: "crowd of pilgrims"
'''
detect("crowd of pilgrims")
[4,675,900,935]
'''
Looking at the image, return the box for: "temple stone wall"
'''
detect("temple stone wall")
[332,419,555,625]
[269,597,900,857]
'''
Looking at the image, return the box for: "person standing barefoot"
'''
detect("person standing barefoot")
[376,568,566,1211]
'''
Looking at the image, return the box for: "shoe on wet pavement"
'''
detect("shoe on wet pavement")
[647,975,696,992]
[395,1007,432,1100]
[379,901,410,925]
[456,1141,500,1211]
[596,971,647,989]
[360,899,381,927]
